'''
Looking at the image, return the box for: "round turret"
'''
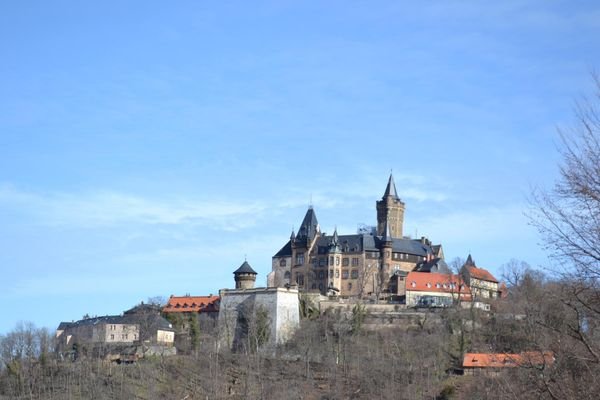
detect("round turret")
[233,261,258,289]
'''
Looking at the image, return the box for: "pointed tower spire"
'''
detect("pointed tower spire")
[297,207,319,241]
[382,219,393,243]
[332,227,339,245]
[465,254,475,266]
[377,173,405,238]
[383,173,400,200]
[290,228,296,241]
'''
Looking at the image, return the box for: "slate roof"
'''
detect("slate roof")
[163,295,220,313]
[58,315,138,329]
[297,207,319,240]
[383,173,401,200]
[274,240,292,257]
[58,308,174,332]
[415,257,451,274]
[234,261,257,275]
[273,233,434,258]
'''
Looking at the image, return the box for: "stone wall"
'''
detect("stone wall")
[218,287,300,351]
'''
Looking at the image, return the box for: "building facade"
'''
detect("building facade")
[218,261,300,351]
[56,304,175,355]
[268,174,444,298]
[461,255,500,300]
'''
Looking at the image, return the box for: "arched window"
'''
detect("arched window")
[284,271,291,280]
[279,259,287,267]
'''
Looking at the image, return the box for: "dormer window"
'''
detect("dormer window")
[436,283,441,288]
[426,283,432,288]
[411,281,416,287]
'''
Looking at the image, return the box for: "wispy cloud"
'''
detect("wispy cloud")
[0,184,268,231]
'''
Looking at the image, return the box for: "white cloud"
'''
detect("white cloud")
[0,184,268,230]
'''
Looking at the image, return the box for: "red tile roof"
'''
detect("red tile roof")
[463,351,554,368]
[162,295,220,313]
[466,265,498,283]
[406,272,472,299]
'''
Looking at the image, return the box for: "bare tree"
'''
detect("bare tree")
[529,75,600,279]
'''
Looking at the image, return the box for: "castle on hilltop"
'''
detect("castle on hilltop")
[267,174,448,299]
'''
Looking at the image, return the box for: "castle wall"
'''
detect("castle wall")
[218,287,300,351]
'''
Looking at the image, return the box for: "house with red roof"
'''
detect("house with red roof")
[163,295,220,314]
[405,271,472,307]
[463,351,554,375]
[163,294,220,332]
[460,254,500,300]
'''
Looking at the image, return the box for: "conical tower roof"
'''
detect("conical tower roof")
[383,173,400,200]
[234,261,257,275]
[465,254,475,266]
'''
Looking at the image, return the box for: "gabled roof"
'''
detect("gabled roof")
[465,265,498,283]
[234,261,257,275]
[163,295,220,313]
[406,271,471,298]
[463,352,554,368]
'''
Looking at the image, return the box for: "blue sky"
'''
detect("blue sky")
[1,1,600,333]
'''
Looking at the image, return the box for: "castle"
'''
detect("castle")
[268,174,448,299]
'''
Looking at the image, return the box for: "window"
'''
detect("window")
[342,258,349,266]
[426,283,432,288]
[279,259,287,267]
[329,269,334,278]
[296,253,305,265]
[330,256,334,265]
[411,281,416,287]
[436,283,441,288]
[297,274,304,286]
[348,282,353,291]
[318,270,325,279]
[284,271,291,280]
[110,334,114,340]
[335,269,340,278]
[335,257,340,266]
[351,270,359,279]
[342,270,349,279]
[319,283,324,291]
[311,257,317,266]
[319,258,326,267]
[352,257,359,266]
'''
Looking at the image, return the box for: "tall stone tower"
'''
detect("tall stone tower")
[376,174,405,238]
[233,261,257,289]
